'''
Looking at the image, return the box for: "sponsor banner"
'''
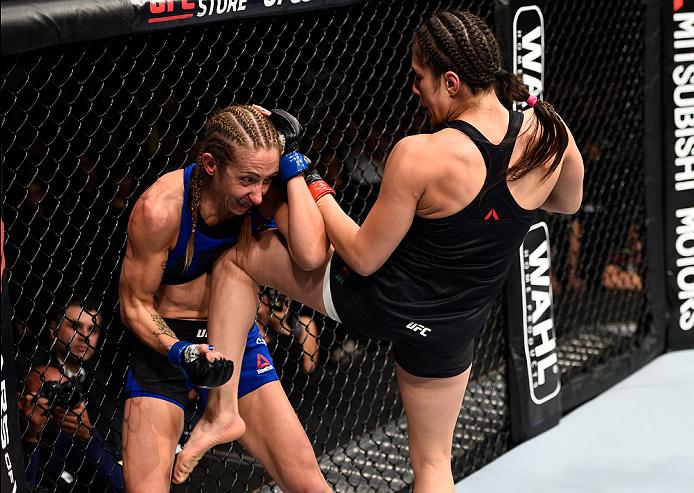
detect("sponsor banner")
[1,219,26,493]
[518,223,560,405]
[512,4,544,110]
[665,0,694,349]
[132,0,364,32]
[504,221,561,442]
[495,0,544,110]
[497,0,560,442]
[1,0,365,56]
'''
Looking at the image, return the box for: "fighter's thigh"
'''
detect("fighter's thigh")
[226,231,330,314]
[396,364,471,464]
[122,397,184,493]
[238,381,325,488]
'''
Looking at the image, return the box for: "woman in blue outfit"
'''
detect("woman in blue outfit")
[118,104,332,492]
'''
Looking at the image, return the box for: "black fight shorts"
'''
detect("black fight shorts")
[329,254,475,379]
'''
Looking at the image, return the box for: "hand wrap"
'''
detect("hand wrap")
[304,168,336,202]
[167,341,233,389]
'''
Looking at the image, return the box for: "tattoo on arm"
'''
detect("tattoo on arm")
[150,313,176,339]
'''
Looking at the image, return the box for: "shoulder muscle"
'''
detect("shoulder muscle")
[128,172,183,252]
[383,135,432,196]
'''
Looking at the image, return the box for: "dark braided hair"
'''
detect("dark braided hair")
[414,10,569,181]
[185,105,281,270]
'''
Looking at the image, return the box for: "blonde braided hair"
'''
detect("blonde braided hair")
[184,104,281,271]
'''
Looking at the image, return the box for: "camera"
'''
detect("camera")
[39,379,84,410]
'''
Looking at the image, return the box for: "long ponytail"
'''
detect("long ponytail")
[496,70,569,180]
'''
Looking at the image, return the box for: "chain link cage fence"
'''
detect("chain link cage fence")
[1,0,658,491]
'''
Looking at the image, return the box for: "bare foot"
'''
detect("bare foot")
[172,413,246,484]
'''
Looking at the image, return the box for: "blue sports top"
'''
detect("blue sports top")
[161,163,277,285]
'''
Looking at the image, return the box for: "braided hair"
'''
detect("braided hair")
[413,10,568,181]
[185,105,282,270]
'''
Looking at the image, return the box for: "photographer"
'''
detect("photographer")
[19,297,124,492]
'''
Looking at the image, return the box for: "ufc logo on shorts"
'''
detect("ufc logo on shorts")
[406,322,431,337]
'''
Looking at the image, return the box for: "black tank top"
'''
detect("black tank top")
[331,111,538,344]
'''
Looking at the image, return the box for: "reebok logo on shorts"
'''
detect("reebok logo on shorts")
[256,354,274,374]
[406,322,431,337]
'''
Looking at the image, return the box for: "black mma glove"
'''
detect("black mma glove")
[267,108,333,200]
[269,109,311,182]
[167,341,233,389]
[268,108,303,154]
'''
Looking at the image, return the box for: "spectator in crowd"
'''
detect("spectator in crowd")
[602,223,643,291]
[19,296,124,492]
[566,218,586,291]
[256,289,320,374]
[549,214,586,295]
[551,204,641,295]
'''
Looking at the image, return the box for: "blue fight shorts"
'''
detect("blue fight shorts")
[125,319,278,410]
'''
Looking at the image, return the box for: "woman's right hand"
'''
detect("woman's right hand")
[167,341,234,388]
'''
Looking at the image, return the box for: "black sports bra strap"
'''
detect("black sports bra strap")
[434,110,523,147]
[433,110,525,178]
[504,110,524,142]
[437,120,494,176]
[438,119,489,143]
